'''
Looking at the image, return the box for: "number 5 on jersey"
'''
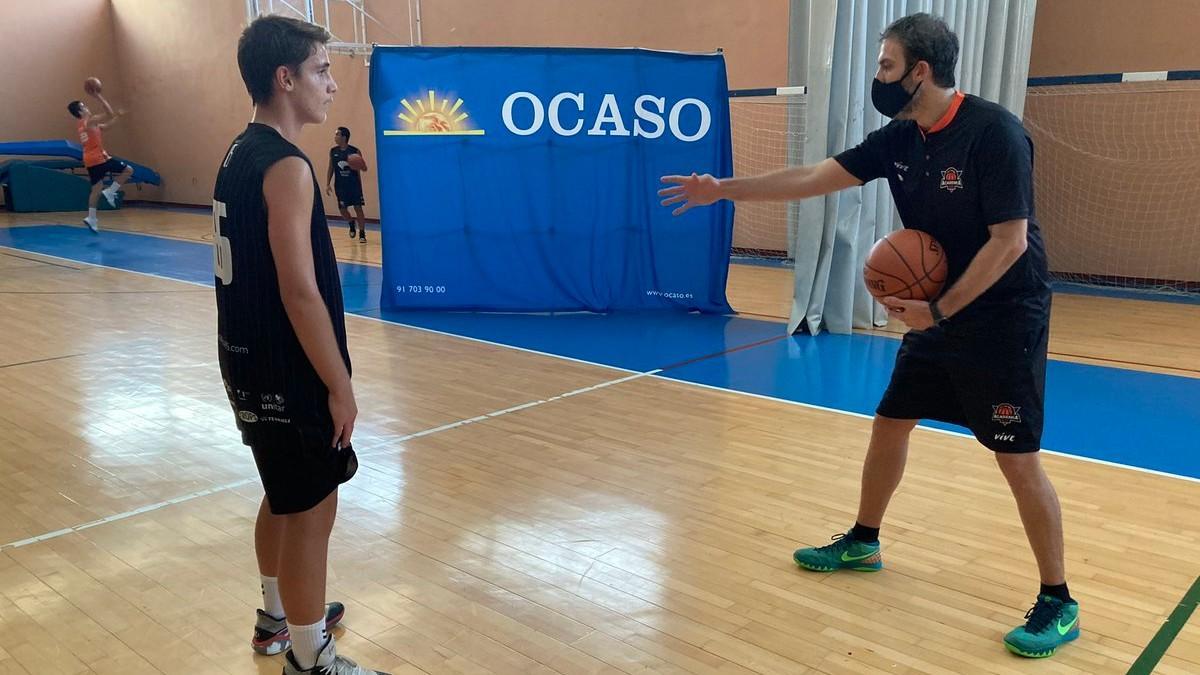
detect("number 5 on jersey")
[212,199,233,285]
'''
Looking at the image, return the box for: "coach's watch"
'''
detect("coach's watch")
[929,300,949,326]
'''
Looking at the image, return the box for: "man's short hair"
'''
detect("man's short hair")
[881,13,960,88]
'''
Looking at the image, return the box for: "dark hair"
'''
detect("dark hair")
[336,126,350,140]
[68,100,85,118]
[237,14,331,105]
[881,13,959,88]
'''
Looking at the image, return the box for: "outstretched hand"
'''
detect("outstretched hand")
[658,173,722,216]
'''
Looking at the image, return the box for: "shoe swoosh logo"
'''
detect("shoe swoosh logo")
[1057,616,1078,635]
[839,550,876,562]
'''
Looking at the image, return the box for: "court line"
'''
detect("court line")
[0,478,257,551]
[0,289,209,295]
[656,333,790,371]
[853,325,1200,377]
[0,352,92,370]
[1050,351,1200,377]
[0,248,86,270]
[4,242,1198,487]
[1128,575,1200,674]
[665,376,1200,485]
[355,369,660,457]
[0,369,662,552]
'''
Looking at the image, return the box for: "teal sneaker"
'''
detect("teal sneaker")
[1004,595,1080,658]
[793,531,882,572]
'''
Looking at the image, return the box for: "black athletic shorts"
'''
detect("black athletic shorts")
[876,311,1050,453]
[87,158,128,185]
[336,187,364,209]
[246,424,359,514]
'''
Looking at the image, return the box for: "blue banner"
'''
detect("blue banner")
[369,46,733,313]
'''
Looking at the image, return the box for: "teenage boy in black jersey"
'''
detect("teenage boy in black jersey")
[325,126,368,242]
[214,14,387,675]
[658,13,1078,659]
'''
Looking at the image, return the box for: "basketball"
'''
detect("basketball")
[347,153,367,171]
[863,228,948,301]
[84,76,102,95]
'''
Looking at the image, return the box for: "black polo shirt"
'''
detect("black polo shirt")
[835,93,1051,324]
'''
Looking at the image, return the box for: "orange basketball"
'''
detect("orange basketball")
[84,76,102,95]
[346,153,367,171]
[863,228,948,301]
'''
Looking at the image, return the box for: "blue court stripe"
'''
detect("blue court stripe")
[658,333,1200,479]
[2,225,1197,480]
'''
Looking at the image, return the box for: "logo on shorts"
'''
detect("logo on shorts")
[237,410,259,423]
[994,433,1016,442]
[940,167,964,192]
[991,403,1021,426]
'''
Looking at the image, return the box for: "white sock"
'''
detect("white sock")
[108,182,123,194]
[287,618,328,670]
[87,208,97,219]
[260,575,284,619]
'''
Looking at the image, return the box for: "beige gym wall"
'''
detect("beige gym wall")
[101,0,789,220]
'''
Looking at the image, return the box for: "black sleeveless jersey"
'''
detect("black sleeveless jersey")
[213,123,351,437]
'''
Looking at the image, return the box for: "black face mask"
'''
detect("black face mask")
[871,62,922,118]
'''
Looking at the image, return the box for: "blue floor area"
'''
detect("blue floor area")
[662,333,1200,478]
[4,225,1198,480]
[365,308,787,373]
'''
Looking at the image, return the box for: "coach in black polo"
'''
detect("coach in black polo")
[658,13,1078,658]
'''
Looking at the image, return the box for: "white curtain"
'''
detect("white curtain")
[787,0,1037,335]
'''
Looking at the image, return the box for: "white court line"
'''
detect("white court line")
[662,377,1200,485]
[0,478,257,551]
[3,243,1197,487]
[0,370,661,551]
[356,369,659,456]
[0,243,648,374]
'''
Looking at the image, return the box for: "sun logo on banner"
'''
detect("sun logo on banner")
[384,90,486,136]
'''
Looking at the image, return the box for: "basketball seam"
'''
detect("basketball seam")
[864,263,915,298]
[921,239,947,297]
[905,232,947,300]
[883,237,924,290]
[863,263,910,285]
[915,235,934,299]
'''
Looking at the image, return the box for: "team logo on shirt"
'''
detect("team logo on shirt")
[939,167,964,192]
[260,393,287,412]
[991,403,1021,426]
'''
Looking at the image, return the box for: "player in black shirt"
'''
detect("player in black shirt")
[325,126,368,242]
[659,13,1078,658]
[216,15,386,675]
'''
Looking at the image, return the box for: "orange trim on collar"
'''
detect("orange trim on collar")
[923,90,965,135]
